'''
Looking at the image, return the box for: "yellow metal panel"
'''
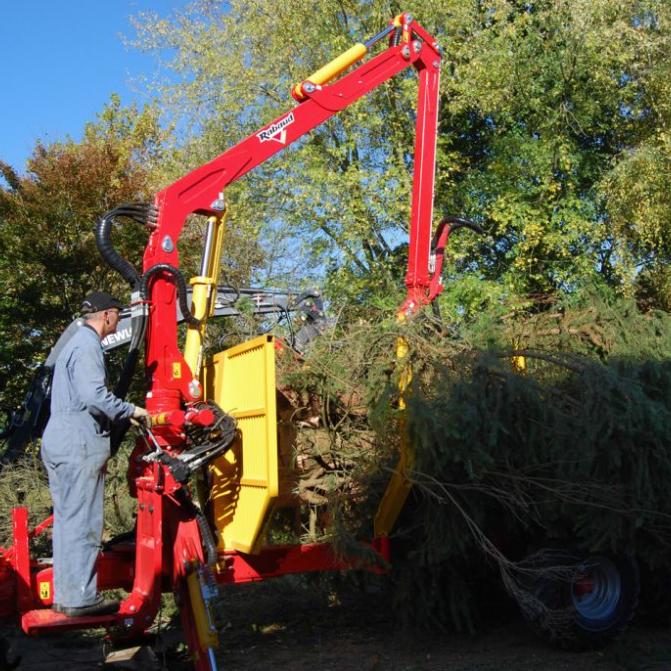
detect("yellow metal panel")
[204,335,279,554]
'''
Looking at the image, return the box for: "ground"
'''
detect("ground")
[2,576,671,671]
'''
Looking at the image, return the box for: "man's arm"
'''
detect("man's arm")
[70,347,136,422]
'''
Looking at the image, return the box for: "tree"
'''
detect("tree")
[0,96,165,407]
[441,0,671,306]
[132,0,671,312]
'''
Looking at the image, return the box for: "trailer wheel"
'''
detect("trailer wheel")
[516,551,639,649]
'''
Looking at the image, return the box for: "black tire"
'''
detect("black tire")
[512,549,639,650]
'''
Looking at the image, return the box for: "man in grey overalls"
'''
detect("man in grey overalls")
[42,291,150,617]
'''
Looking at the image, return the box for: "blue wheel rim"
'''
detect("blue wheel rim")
[571,556,622,631]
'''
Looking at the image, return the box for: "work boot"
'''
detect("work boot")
[58,598,119,617]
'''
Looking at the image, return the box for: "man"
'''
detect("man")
[42,291,150,617]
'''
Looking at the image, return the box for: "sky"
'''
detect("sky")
[0,0,186,174]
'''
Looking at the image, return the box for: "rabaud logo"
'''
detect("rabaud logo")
[257,112,295,145]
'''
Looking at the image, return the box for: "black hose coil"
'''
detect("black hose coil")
[141,263,201,328]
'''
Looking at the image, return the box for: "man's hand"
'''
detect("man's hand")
[130,406,152,428]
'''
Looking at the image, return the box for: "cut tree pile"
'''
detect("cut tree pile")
[281,289,671,631]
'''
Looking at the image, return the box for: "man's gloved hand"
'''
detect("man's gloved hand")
[130,406,152,428]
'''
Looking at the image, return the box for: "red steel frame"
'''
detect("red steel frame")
[1,13,444,670]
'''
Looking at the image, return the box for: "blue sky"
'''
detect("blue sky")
[0,0,186,174]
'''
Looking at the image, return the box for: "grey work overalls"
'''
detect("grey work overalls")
[41,323,135,608]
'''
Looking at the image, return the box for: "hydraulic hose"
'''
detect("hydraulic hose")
[174,488,218,566]
[114,350,140,400]
[96,203,157,451]
[141,264,201,328]
[111,291,150,452]
[425,215,485,321]
[96,203,158,289]
[196,512,218,567]
[98,206,202,452]
[430,216,485,249]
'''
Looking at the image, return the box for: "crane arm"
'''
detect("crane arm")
[142,13,443,405]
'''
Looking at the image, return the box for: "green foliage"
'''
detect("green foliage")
[437,0,671,297]
[287,291,671,628]
[0,96,165,409]
[131,0,671,310]
[0,444,140,553]
[0,452,51,552]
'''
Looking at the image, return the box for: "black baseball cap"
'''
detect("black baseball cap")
[80,291,123,314]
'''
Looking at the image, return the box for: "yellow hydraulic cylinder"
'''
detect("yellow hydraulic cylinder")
[374,329,414,537]
[207,213,226,293]
[184,210,227,378]
[293,43,368,100]
[186,569,219,651]
[184,276,216,377]
[512,338,526,372]
[512,354,527,371]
